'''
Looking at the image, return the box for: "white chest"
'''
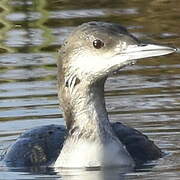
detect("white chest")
[54,139,134,168]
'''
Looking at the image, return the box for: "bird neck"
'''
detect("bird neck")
[58,77,114,140]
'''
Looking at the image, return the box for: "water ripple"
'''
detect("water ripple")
[6,12,41,22]
[49,8,138,19]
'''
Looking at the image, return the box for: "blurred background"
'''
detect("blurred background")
[0,0,179,179]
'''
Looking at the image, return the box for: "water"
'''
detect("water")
[0,0,180,179]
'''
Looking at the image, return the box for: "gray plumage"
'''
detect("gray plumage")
[4,123,161,167]
[3,21,176,168]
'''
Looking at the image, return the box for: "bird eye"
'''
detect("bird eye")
[93,39,104,49]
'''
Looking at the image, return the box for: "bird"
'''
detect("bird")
[3,21,176,168]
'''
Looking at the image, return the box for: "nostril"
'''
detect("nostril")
[138,43,147,47]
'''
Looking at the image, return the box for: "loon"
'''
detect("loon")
[3,21,176,168]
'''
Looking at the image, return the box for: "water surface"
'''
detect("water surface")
[0,0,180,179]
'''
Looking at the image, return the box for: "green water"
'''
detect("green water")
[0,0,180,179]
